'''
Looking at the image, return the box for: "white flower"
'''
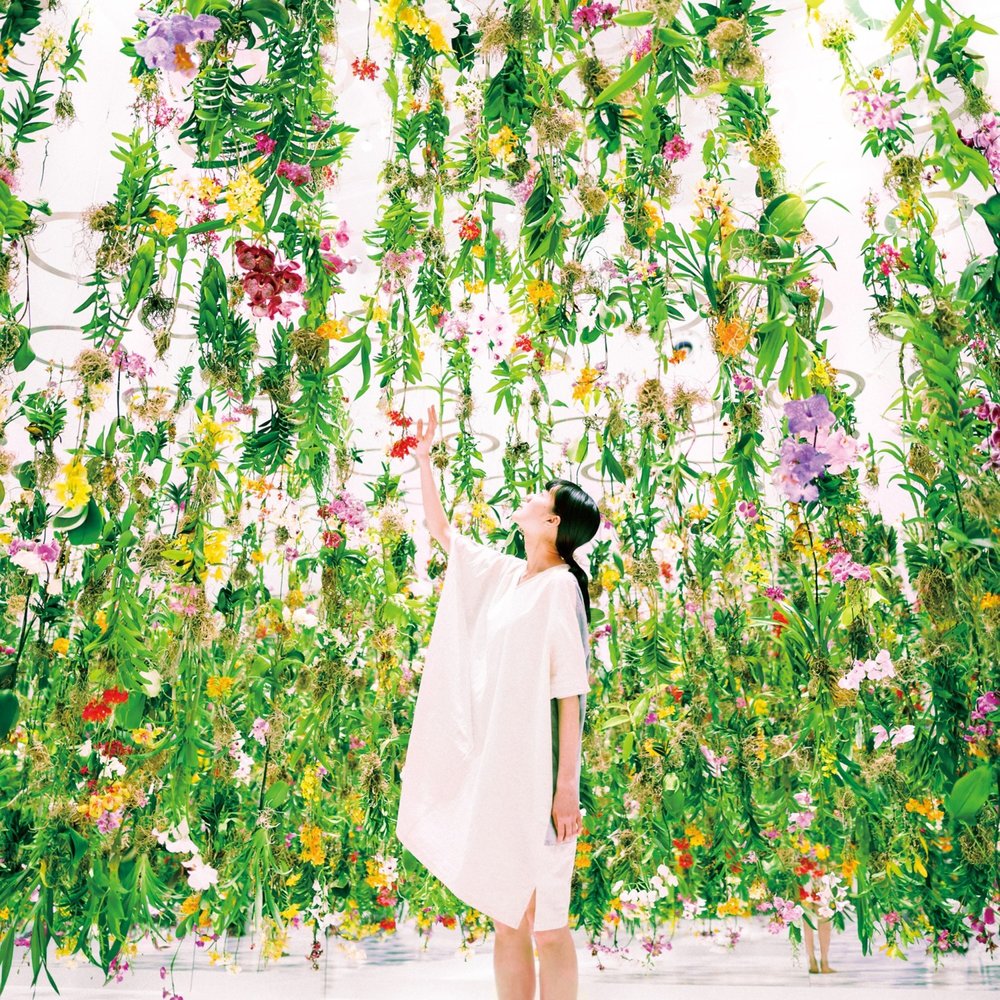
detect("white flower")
[152,817,198,854]
[139,668,162,697]
[183,853,219,891]
[11,549,46,576]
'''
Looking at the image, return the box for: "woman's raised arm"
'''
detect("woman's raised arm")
[414,405,451,555]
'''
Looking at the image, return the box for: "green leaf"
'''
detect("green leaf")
[65,499,105,545]
[613,11,653,26]
[885,0,915,40]
[0,691,19,741]
[761,193,808,238]
[592,51,653,107]
[265,780,290,807]
[946,765,994,823]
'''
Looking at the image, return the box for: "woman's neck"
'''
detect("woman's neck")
[522,536,565,575]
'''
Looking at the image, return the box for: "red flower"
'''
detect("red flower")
[322,530,343,549]
[678,852,694,870]
[351,56,379,80]
[771,610,789,638]
[672,837,689,851]
[454,214,482,242]
[389,435,418,459]
[82,700,112,723]
[387,409,413,429]
[102,687,129,705]
[379,917,396,931]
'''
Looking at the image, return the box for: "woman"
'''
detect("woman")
[396,404,600,1000]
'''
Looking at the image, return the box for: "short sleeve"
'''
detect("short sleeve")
[548,578,592,699]
[448,531,523,582]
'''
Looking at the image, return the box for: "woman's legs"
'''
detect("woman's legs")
[802,901,835,974]
[493,890,537,1000]
[534,923,577,1000]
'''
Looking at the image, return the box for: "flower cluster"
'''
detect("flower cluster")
[874,242,908,276]
[8,538,60,576]
[135,12,220,78]
[572,1,618,33]
[849,87,903,132]
[82,687,129,724]
[838,649,895,689]
[772,393,859,502]
[958,114,1000,183]
[234,240,303,319]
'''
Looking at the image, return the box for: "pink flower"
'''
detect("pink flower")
[255,132,277,155]
[813,425,859,475]
[572,1,618,32]
[872,723,915,749]
[632,28,652,61]
[277,160,312,186]
[700,744,728,778]
[662,133,692,162]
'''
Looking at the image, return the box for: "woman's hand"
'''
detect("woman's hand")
[414,404,437,465]
[551,783,583,843]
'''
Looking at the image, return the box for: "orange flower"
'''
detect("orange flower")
[715,316,751,357]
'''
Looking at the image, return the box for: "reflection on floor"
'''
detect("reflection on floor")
[5,918,998,999]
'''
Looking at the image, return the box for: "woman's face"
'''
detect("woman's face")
[511,487,559,539]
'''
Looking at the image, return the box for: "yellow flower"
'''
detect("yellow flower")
[371,304,388,322]
[151,208,178,237]
[685,824,707,848]
[95,610,108,632]
[300,769,320,803]
[250,549,266,565]
[180,893,202,917]
[286,872,302,886]
[687,503,710,521]
[980,593,1000,610]
[317,317,350,340]
[299,822,327,866]
[464,278,485,294]
[204,529,228,565]
[643,199,663,240]
[52,637,70,655]
[471,244,486,259]
[206,676,235,700]
[526,279,556,306]
[841,857,859,880]
[600,566,620,592]
[196,177,222,203]
[488,125,518,163]
[426,20,450,53]
[224,169,265,225]
[54,459,92,510]
[572,365,601,401]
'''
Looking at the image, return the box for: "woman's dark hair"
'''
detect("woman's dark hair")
[545,478,601,623]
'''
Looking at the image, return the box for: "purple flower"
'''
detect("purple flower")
[773,438,828,502]
[765,585,785,601]
[784,393,835,435]
[135,13,220,78]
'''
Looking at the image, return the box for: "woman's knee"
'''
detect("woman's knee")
[532,925,569,948]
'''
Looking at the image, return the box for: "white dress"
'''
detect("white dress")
[396,532,592,930]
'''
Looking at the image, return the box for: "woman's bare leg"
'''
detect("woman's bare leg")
[534,923,577,1000]
[818,918,835,972]
[803,903,818,973]
[493,890,537,1000]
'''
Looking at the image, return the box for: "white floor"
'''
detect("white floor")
[5,919,998,999]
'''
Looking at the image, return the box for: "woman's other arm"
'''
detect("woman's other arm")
[551,695,583,842]
[414,405,452,555]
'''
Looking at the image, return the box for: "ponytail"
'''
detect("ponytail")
[556,539,591,624]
